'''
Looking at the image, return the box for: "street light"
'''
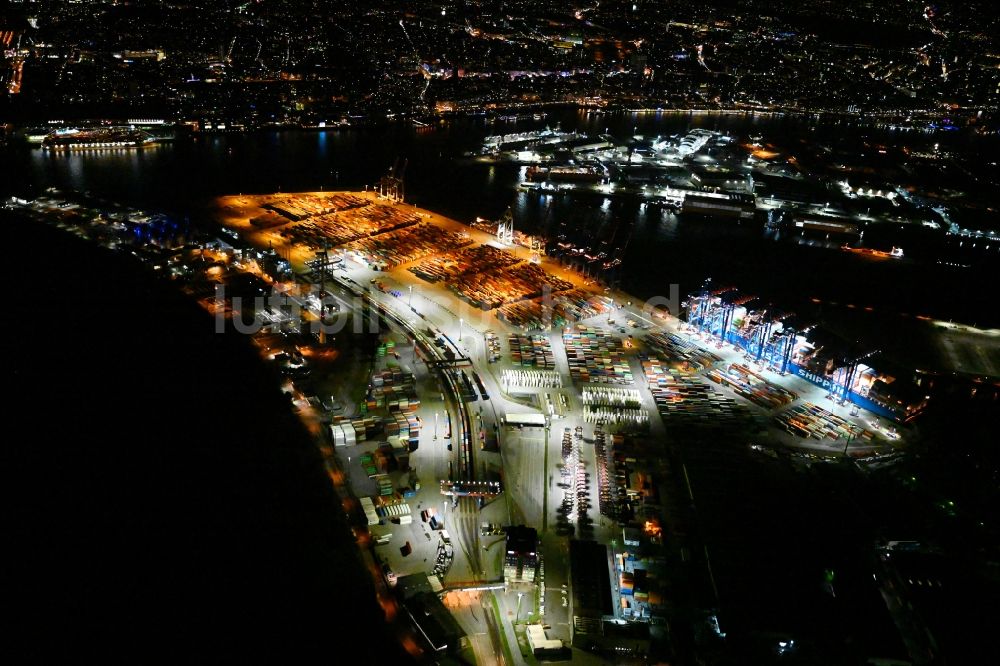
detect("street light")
[434,411,439,440]
[459,317,464,342]
[843,430,856,458]
[408,285,413,307]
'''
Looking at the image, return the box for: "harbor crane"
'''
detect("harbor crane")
[496,206,514,245]
[379,158,407,202]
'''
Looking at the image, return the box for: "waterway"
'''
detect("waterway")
[2,108,997,328]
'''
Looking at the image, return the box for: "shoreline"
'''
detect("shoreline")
[211,190,910,449]
[212,190,1000,382]
[11,187,984,660]
[6,103,987,135]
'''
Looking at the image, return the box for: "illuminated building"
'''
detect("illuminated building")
[503,524,538,585]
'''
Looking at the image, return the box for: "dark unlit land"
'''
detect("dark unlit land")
[4,217,411,662]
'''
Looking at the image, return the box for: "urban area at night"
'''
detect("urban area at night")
[3,1,999,664]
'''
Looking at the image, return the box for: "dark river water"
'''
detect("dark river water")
[4,108,997,326]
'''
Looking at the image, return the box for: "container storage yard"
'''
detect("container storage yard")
[203,189,910,660]
[271,195,422,247]
[343,223,472,270]
[774,402,875,442]
[450,261,574,310]
[495,289,613,330]
[643,330,721,369]
[329,416,380,447]
[265,193,368,220]
[508,334,555,369]
[706,362,798,409]
[563,327,634,385]
[641,356,756,430]
[408,243,521,283]
[15,184,928,666]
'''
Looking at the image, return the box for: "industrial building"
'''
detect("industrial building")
[569,540,614,642]
[396,573,464,654]
[569,540,652,658]
[691,167,754,193]
[682,192,756,219]
[504,525,539,585]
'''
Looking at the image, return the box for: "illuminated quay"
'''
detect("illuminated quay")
[11,171,997,663]
[211,189,914,659]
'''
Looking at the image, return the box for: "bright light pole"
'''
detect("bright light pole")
[843,430,856,458]
[408,285,413,307]
[459,317,464,342]
[434,411,439,440]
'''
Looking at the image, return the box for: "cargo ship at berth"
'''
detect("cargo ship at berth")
[841,245,904,259]
[526,165,604,183]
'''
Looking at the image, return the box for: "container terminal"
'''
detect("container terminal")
[8,188,999,664]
